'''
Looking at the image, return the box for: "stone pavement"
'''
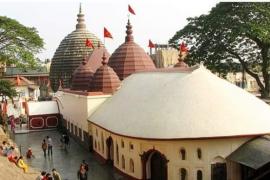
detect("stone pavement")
[12,130,122,180]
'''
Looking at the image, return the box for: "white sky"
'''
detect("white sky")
[0,0,220,60]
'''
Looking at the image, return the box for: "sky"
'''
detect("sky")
[0,0,220,61]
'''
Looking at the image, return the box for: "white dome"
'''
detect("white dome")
[89,66,270,139]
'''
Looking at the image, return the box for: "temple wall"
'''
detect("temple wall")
[90,123,249,180]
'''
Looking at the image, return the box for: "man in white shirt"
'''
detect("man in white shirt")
[46,136,53,156]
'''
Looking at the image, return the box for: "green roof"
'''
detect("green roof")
[227,135,270,169]
[4,67,49,77]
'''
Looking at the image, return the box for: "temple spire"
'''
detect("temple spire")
[125,19,134,42]
[76,3,86,30]
[79,3,82,14]
[102,52,107,66]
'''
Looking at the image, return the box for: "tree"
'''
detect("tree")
[169,2,270,98]
[0,79,17,99]
[0,16,44,69]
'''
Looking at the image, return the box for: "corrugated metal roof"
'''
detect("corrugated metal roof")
[227,135,270,169]
[5,67,48,76]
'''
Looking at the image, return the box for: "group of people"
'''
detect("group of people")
[77,160,89,180]
[41,136,53,157]
[0,140,29,173]
[36,168,61,180]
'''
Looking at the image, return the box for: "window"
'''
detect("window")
[122,155,125,169]
[116,144,119,164]
[94,140,97,149]
[98,142,100,151]
[197,170,202,180]
[129,159,134,173]
[180,168,187,180]
[96,128,98,136]
[121,140,124,148]
[180,148,186,160]
[197,148,202,159]
[129,143,134,150]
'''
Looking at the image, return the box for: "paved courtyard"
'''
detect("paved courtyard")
[12,130,121,180]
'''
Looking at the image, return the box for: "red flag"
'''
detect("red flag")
[179,42,188,53]
[104,27,113,39]
[85,38,94,48]
[128,5,136,15]
[16,75,21,86]
[148,40,155,48]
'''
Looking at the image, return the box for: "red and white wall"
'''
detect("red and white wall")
[26,101,59,130]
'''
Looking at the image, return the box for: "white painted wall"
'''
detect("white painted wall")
[56,91,110,133]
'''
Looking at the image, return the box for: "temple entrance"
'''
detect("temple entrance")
[211,163,227,180]
[141,149,168,180]
[106,136,114,165]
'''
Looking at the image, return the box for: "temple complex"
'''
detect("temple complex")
[5,3,268,180]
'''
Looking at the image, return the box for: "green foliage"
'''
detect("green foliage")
[0,16,44,69]
[0,79,17,98]
[169,2,270,97]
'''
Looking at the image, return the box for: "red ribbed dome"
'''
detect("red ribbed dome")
[108,20,156,80]
[174,61,189,68]
[91,54,121,93]
[71,58,94,91]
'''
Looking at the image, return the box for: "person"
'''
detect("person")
[46,136,53,156]
[43,173,52,180]
[52,168,62,180]
[64,134,70,149]
[17,156,28,173]
[1,141,8,156]
[8,155,18,164]
[26,147,35,158]
[77,165,87,180]
[6,146,15,157]
[60,135,64,149]
[81,160,89,173]
[36,171,46,180]
[10,116,15,132]
[41,139,47,157]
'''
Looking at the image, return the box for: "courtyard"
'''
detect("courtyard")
[12,130,121,180]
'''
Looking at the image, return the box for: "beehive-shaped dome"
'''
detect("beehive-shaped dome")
[70,58,94,91]
[49,5,103,92]
[108,20,156,80]
[91,53,121,94]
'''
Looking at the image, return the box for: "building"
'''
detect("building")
[48,5,270,180]
[26,101,59,130]
[56,18,156,149]
[2,76,39,101]
[227,72,260,93]
[49,5,103,91]
[150,44,179,68]
[88,66,270,180]
[3,66,49,87]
